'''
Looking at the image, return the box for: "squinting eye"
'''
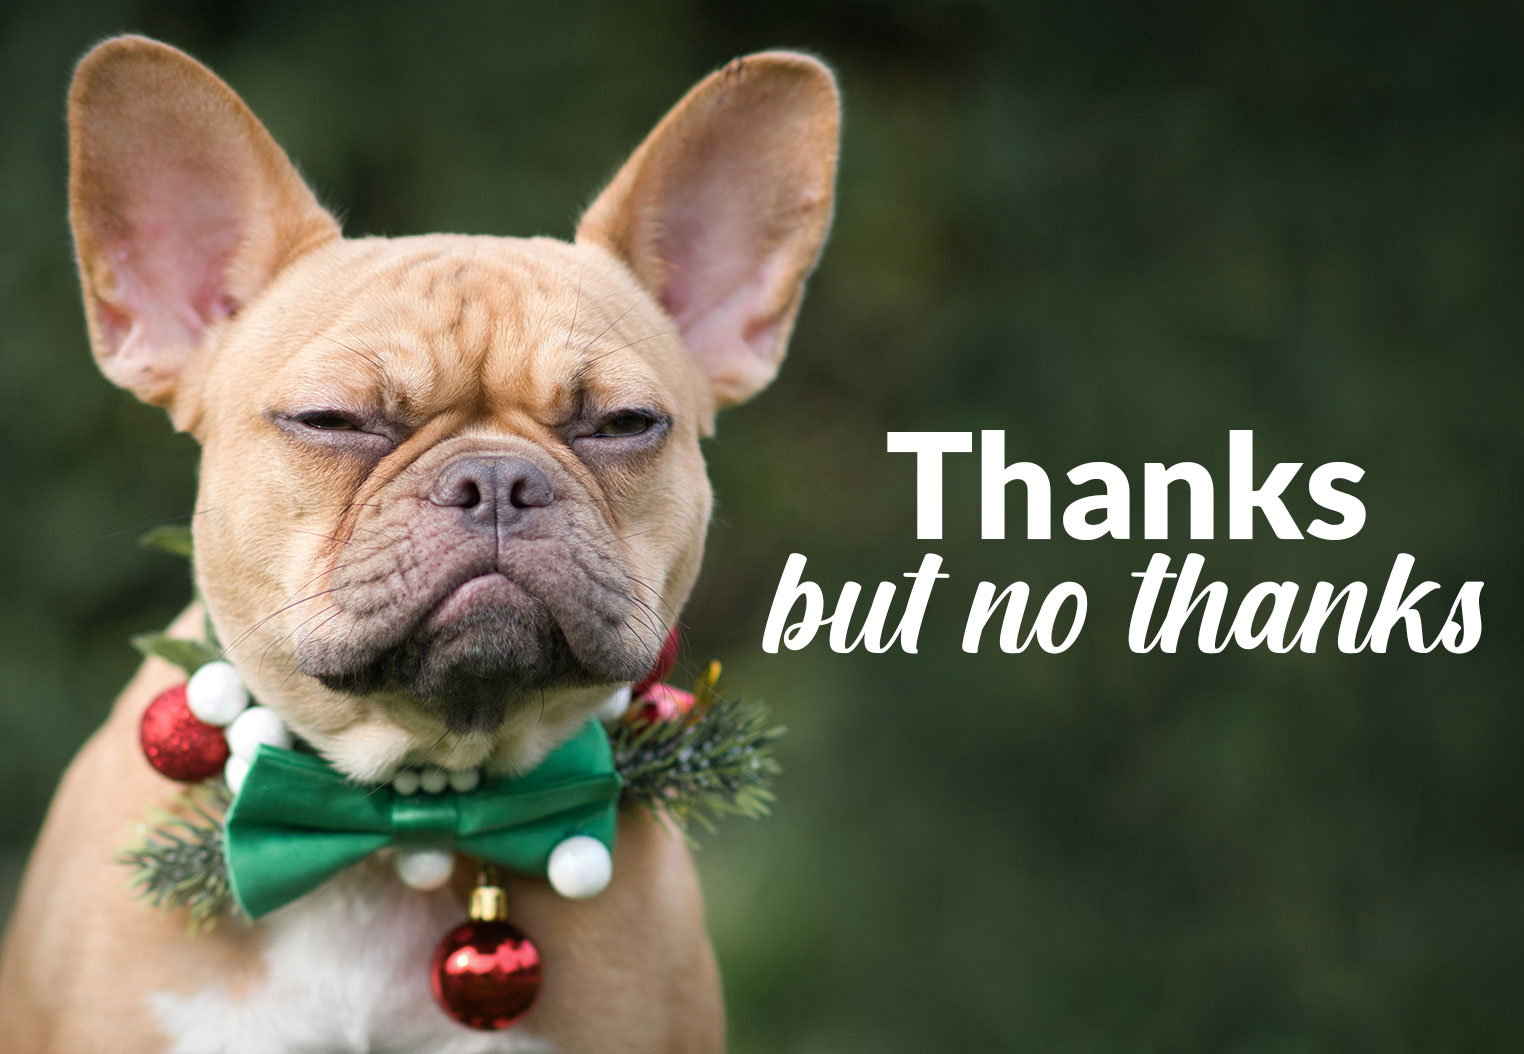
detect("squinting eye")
[272,408,395,454]
[593,411,652,438]
[298,412,359,431]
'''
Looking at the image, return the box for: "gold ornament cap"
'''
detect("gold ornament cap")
[469,864,508,921]
[469,884,508,922]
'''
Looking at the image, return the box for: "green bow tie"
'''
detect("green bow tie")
[223,719,622,918]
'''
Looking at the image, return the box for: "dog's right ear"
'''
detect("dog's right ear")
[68,36,338,426]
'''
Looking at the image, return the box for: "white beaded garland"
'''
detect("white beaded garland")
[186,661,250,726]
[390,765,483,795]
[226,705,293,759]
[546,835,613,900]
[447,768,481,793]
[182,661,280,799]
[594,685,633,724]
[224,754,251,795]
[419,766,449,795]
[391,769,421,796]
[394,849,456,891]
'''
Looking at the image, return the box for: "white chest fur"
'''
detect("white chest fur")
[148,867,551,1054]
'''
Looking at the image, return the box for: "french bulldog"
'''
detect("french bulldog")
[0,34,838,1053]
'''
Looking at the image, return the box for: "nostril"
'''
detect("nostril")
[508,474,553,509]
[429,454,553,520]
[428,462,491,510]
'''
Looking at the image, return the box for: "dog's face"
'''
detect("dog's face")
[68,37,837,780]
[192,237,712,778]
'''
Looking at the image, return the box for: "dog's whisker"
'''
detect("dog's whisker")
[218,584,352,660]
[98,506,221,541]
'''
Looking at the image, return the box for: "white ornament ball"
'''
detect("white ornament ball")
[547,835,613,900]
[394,849,455,891]
[419,766,449,795]
[224,754,250,795]
[392,769,420,796]
[186,661,250,726]
[594,685,632,724]
[447,768,481,793]
[226,705,292,760]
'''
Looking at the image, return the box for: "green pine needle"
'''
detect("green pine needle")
[609,693,785,836]
[119,780,238,933]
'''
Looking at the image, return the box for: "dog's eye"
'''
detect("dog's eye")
[570,408,668,459]
[593,411,653,438]
[297,412,360,431]
[272,410,395,456]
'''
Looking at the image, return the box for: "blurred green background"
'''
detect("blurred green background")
[2,1,1521,1050]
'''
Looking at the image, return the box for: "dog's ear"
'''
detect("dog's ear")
[577,53,840,421]
[68,36,339,425]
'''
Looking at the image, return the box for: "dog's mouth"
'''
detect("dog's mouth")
[302,569,586,733]
[294,539,656,734]
[283,442,667,739]
[423,572,532,631]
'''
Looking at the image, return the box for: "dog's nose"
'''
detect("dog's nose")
[428,455,554,527]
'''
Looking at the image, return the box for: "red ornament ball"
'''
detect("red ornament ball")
[631,626,680,698]
[140,683,229,782]
[430,919,542,1030]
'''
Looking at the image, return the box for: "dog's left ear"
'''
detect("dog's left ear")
[577,53,840,425]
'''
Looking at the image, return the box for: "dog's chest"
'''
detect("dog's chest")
[147,867,550,1054]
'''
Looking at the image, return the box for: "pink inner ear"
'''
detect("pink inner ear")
[654,149,796,380]
[95,160,246,372]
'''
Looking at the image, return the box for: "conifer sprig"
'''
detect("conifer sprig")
[609,669,785,835]
[119,780,236,932]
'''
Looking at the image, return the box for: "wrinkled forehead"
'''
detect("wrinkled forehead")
[226,233,690,424]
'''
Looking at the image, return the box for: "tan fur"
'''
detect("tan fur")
[0,34,838,1053]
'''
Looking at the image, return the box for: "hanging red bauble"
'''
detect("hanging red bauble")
[631,626,680,698]
[430,882,542,1030]
[140,683,229,782]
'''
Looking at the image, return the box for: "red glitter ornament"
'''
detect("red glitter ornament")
[139,683,229,781]
[431,880,542,1030]
[630,626,680,698]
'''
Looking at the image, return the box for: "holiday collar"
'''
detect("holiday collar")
[224,718,622,918]
[122,525,781,1032]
